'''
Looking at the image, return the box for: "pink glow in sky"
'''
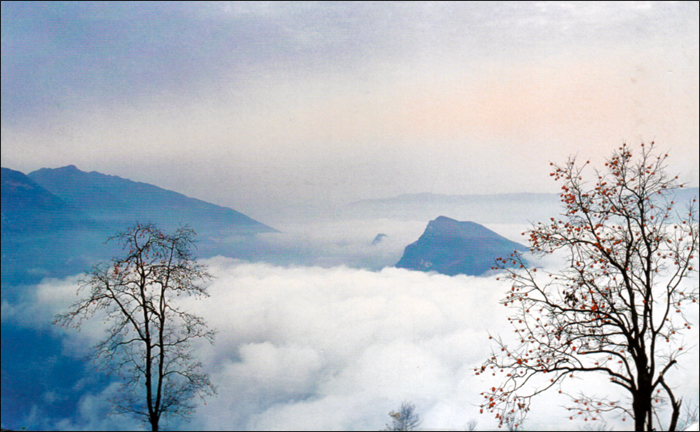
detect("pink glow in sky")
[2,2,698,218]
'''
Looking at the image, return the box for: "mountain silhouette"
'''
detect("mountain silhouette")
[2,165,278,288]
[395,216,527,276]
[371,233,387,245]
[1,167,107,288]
[28,165,277,235]
[1,167,89,232]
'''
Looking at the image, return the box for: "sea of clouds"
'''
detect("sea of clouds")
[5,253,698,431]
[245,218,532,270]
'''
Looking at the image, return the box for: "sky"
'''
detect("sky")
[1,1,699,219]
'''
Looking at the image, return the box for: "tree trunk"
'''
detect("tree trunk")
[668,396,681,431]
[633,381,653,431]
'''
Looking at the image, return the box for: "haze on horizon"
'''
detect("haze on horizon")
[2,2,698,221]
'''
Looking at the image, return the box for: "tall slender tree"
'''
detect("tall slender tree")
[476,143,698,431]
[55,223,216,431]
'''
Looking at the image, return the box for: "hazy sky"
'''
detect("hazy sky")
[2,1,698,218]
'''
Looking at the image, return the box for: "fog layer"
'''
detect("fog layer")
[10,257,697,430]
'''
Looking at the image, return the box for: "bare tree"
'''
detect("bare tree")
[580,423,614,431]
[475,143,698,430]
[385,401,422,431]
[677,400,699,432]
[503,412,523,431]
[55,223,216,431]
[464,418,478,431]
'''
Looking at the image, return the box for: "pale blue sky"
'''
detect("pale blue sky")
[2,2,698,218]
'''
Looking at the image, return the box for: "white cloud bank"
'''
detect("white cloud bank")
[12,258,699,430]
[182,259,508,430]
[182,258,698,431]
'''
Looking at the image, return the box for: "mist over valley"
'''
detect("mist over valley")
[2,165,698,430]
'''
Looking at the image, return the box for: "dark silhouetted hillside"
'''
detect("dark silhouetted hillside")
[1,167,90,232]
[28,165,277,235]
[2,165,278,289]
[396,216,527,276]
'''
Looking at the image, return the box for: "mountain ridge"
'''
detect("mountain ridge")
[350,191,560,206]
[2,165,278,287]
[350,188,699,205]
[1,167,91,232]
[396,216,528,276]
[346,189,699,223]
[27,165,277,234]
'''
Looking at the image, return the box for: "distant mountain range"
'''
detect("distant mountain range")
[346,192,563,224]
[396,216,527,276]
[26,165,277,235]
[348,189,699,223]
[1,165,276,289]
[3,165,696,286]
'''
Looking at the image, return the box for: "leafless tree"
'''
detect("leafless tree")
[580,423,614,431]
[55,223,216,431]
[385,401,422,431]
[502,411,523,431]
[677,400,699,432]
[464,418,478,431]
[475,143,698,431]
